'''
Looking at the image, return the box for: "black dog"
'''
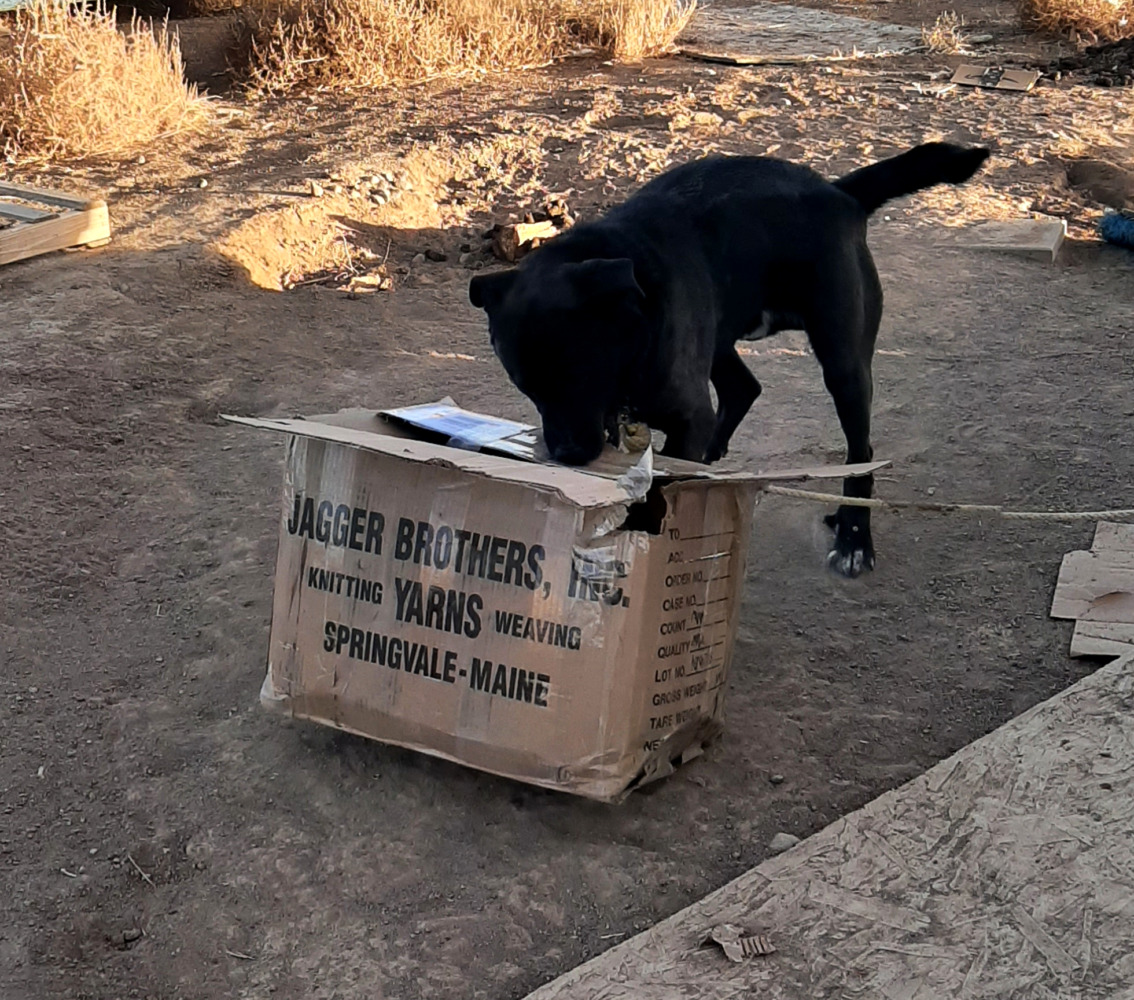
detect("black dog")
[469,143,989,577]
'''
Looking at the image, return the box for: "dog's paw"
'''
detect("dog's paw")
[826,543,874,578]
[825,515,875,578]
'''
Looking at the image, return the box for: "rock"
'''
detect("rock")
[768,832,800,855]
[372,193,388,206]
[309,181,324,198]
[123,928,142,944]
[198,178,208,189]
[411,253,426,265]
[425,249,448,262]
[769,773,785,785]
[459,252,474,265]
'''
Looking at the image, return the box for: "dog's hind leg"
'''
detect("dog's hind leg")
[704,346,761,463]
[808,252,883,578]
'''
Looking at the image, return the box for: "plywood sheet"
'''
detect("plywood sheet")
[677,3,921,65]
[525,654,1134,1000]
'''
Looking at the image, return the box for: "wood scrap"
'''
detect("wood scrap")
[0,181,110,267]
[955,219,1066,263]
[490,220,558,263]
[487,199,574,263]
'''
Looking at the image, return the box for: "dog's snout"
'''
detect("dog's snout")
[549,439,601,467]
[544,421,605,467]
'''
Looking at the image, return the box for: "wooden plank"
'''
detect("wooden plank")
[0,180,91,211]
[0,201,55,223]
[1093,522,1134,554]
[1070,620,1134,657]
[0,200,110,267]
[524,654,1134,1000]
[1050,550,1134,622]
[955,219,1067,263]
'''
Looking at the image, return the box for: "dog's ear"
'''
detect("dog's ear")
[564,258,644,305]
[469,270,518,312]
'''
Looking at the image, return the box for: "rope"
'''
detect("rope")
[762,485,1134,523]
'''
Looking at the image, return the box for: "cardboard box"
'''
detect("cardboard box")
[228,403,882,802]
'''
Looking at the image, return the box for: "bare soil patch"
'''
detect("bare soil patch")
[2,11,1133,1000]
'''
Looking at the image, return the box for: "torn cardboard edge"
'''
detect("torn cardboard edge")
[222,405,889,510]
[1052,522,1134,658]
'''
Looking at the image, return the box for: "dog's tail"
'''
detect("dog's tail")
[834,142,990,217]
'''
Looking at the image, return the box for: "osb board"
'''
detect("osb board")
[525,654,1134,1000]
[676,2,921,65]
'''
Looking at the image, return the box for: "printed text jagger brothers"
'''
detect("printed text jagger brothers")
[287,494,627,708]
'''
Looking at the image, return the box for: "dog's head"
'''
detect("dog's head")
[469,258,647,466]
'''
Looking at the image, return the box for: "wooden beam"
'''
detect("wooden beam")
[0,199,110,267]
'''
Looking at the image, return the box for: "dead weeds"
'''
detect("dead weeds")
[0,1,210,162]
[1022,0,1133,41]
[922,11,967,54]
[239,0,694,94]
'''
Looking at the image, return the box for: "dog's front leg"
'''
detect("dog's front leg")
[820,361,875,578]
[659,394,716,463]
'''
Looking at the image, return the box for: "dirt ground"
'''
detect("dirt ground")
[3,5,1134,998]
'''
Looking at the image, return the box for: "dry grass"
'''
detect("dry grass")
[1022,0,1133,39]
[921,11,967,53]
[0,1,210,162]
[240,0,695,94]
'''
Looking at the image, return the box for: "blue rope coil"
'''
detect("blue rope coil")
[1100,211,1134,251]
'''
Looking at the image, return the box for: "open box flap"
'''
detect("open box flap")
[222,414,633,508]
[224,407,889,508]
[299,406,891,484]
